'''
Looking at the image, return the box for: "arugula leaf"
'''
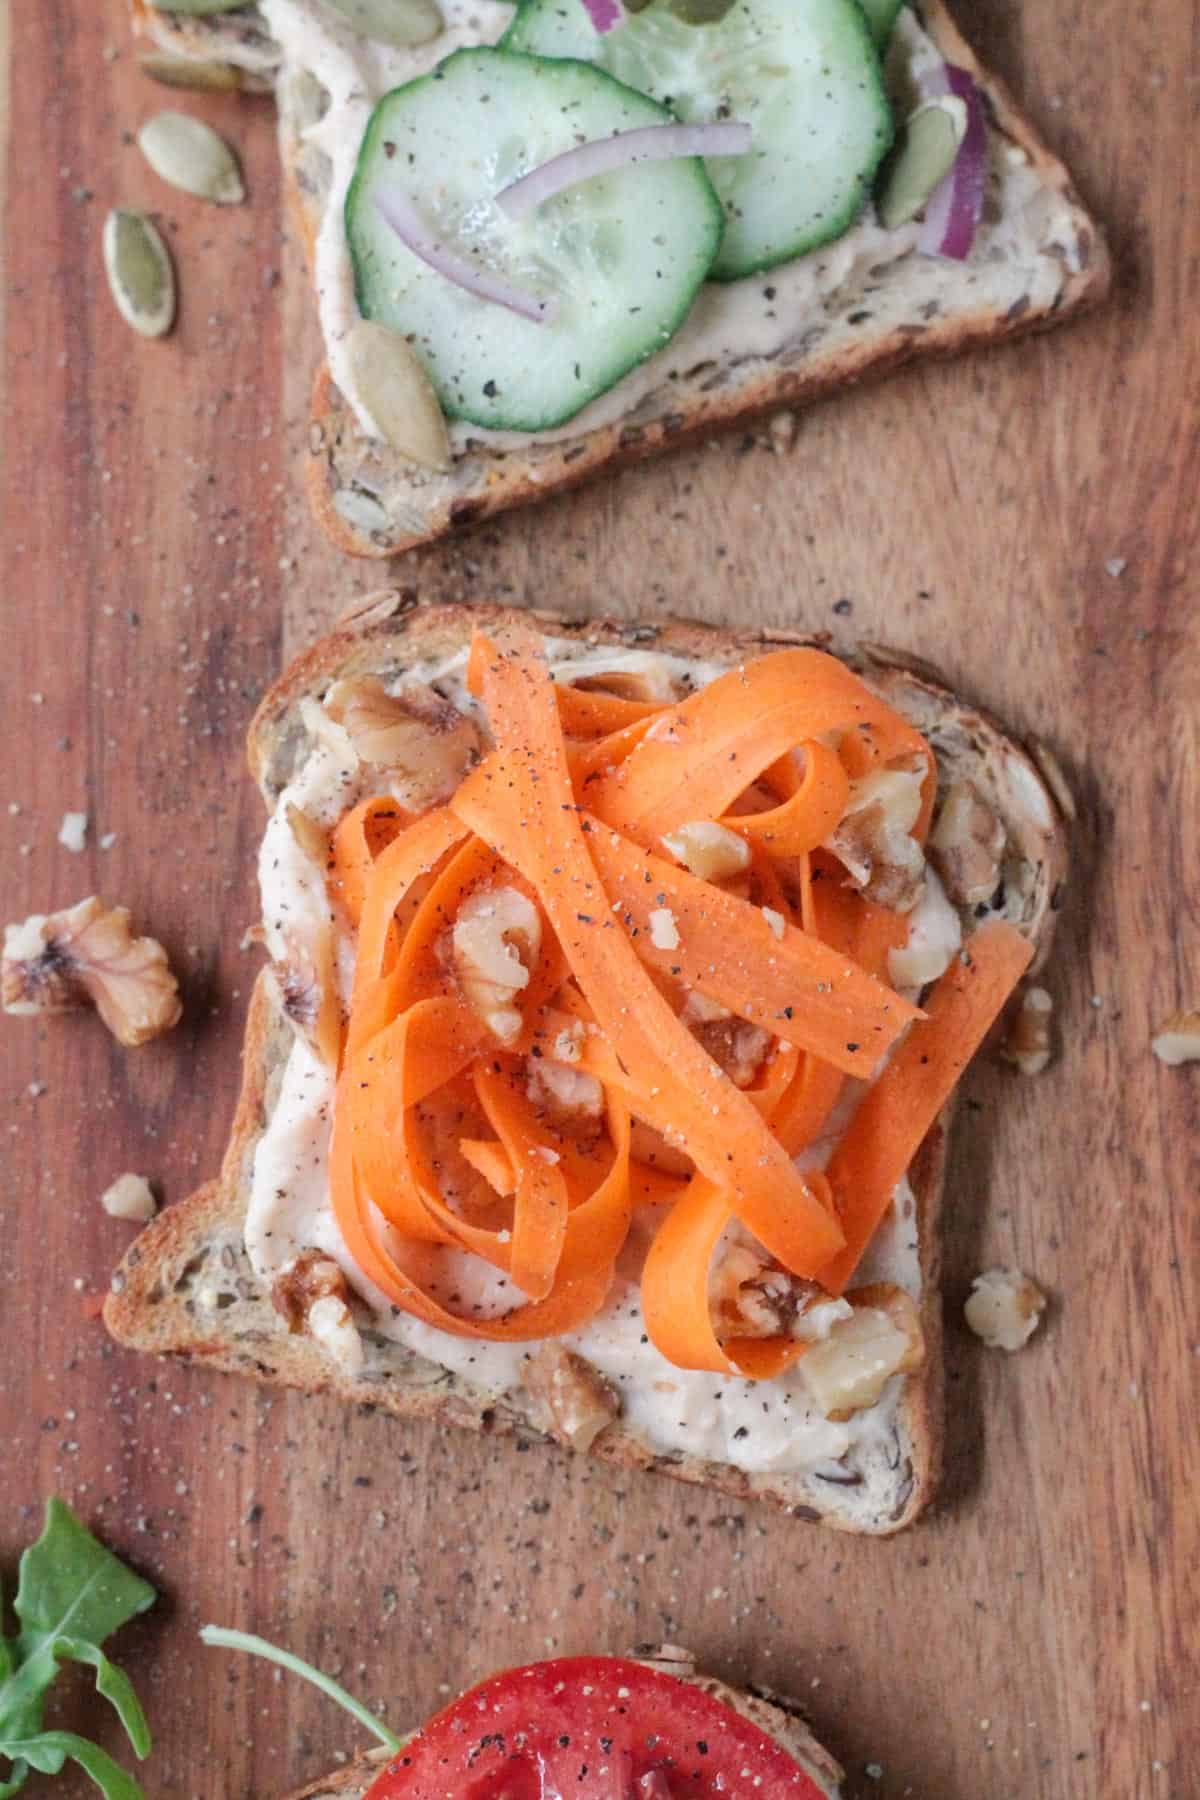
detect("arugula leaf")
[0,1501,156,1799]
[2,1733,145,1800]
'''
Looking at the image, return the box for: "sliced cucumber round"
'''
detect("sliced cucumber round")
[503,0,893,280]
[857,0,905,48]
[345,48,725,432]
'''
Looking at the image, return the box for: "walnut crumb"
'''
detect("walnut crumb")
[965,1268,1046,1351]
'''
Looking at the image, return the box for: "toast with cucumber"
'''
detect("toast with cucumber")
[134,0,1107,556]
[105,599,1069,1534]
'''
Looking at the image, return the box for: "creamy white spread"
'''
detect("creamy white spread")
[246,642,926,1479]
[255,1,1083,449]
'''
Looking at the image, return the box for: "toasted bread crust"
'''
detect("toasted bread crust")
[105,600,1069,1534]
[134,0,1108,558]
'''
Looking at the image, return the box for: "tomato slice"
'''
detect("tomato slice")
[365,1656,827,1800]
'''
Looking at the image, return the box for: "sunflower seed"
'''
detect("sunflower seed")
[137,111,245,205]
[332,488,392,535]
[102,209,176,338]
[152,0,247,12]
[348,320,452,472]
[137,51,247,92]
[318,0,443,50]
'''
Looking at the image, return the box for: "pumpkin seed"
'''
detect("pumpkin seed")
[317,0,443,49]
[102,209,176,338]
[348,320,452,472]
[669,0,739,21]
[155,0,247,13]
[332,488,392,536]
[876,97,967,231]
[137,51,247,92]
[137,111,245,205]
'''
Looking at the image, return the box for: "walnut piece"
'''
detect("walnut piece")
[271,1249,349,1332]
[964,1268,1046,1351]
[710,1240,853,1342]
[452,886,541,1044]
[1002,985,1054,1075]
[799,1283,924,1418]
[824,767,926,913]
[323,677,480,811]
[929,779,1006,907]
[271,1250,364,1377]
[682,995,771,1089]
[526,1343,620,1450]
[661,819,751,883]
[3,897,182,1047]
[100,1173,157,1223]
[1151,1010,1200,1066]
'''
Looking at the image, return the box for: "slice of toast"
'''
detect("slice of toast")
[270,1646,845,1798]
[105,599,1069,1534]
[133,0,1108,556]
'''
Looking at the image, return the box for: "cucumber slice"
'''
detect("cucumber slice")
[858,0,905,48]
[345,49,724,432]
[504,0,893,280]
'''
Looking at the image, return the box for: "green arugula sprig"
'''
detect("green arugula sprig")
[1,1501,155,1799]
[200,1625,400,1750]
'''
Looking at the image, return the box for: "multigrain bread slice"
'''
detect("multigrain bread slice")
[269,1646,844,1799]
[105,598,1069,1534]
[132,0,1108,557]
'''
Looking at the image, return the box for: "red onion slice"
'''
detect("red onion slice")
[581,0,623,29]
[915,62,988,260]
[373,188,559,324]
[496,121,753,221]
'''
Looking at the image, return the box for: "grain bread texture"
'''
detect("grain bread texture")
[105,600,1069,1535]
[133,0,1108,556]
[275,1645,843,1799]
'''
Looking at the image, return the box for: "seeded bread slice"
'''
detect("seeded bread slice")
[275,1645,844,1798]
[133,0,1108,557]
[104,599,1070,1534]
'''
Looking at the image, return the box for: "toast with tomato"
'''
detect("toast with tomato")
[132,0,1106,558]
[106,600,1069,1533]
[279,1649,844,1800]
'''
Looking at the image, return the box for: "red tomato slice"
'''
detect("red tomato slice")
[365,1656,827,1800]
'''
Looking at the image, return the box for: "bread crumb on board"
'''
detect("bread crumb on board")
[1151,1011,1200,1066]
[101,1173,157,1223]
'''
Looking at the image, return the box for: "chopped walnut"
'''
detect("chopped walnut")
[569,661,677,704]
[100,1173,157,1223]
[964,1268,1046,1351]
[1002,985,1053,1075]
[1151,1010,1200,1066]
[825,767,926,912]
[710,1241,853,1343]
[270,1249,350,1333]
[528,1058,604,1135]
[271,930,342,1070]
[285,801,330,868]
[3,897,181,1047]
[929,780,1006,908]
[526,1342,620,1450]
[682,994,770,1088]
[452,886,541,1045]
[322,677,480,811]
[799,1283,924,1418]
[661,820,751,883]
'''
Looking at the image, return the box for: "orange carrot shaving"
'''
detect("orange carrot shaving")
[583,819,920,1078]
[330,797,409,929]
[720,739,850,858]
[586,649,932,846]
[553,683,666,739]
[820,920,1034,1294]
[640,1176,813,1378]
[459,1137,516,1195]
[452,629,845,1277]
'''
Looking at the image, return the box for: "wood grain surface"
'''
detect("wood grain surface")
[2,1,1197,1796]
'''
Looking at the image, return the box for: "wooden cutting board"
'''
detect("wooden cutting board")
[2,1,1197,1795]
